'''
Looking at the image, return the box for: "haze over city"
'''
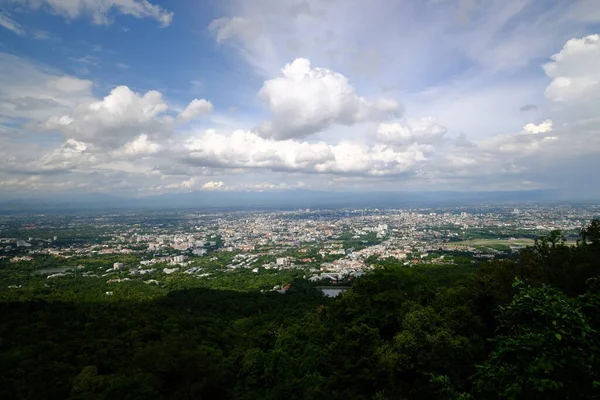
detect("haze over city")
[1,0,599,202]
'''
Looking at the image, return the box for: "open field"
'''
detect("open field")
[446,238,576,250]
[457,238,535,247]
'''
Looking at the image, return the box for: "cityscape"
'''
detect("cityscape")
[2,204,597,296]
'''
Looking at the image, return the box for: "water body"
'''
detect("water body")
[316,286,350,298]
[33,266,83,275]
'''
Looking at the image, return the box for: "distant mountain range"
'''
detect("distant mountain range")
[0,189,597,214]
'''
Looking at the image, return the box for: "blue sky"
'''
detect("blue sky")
[0,0,599,197]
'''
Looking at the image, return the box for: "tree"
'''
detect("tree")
[475,279,600,399]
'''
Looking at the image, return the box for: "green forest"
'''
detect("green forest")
[1,221,600,399]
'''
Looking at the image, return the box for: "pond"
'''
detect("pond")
[315,286,350,298]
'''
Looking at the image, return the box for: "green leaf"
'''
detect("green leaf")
[555,333,562,341]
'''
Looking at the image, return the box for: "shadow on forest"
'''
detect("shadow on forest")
[0,286,324,400]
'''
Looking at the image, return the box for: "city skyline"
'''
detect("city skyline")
[1,0,600,197]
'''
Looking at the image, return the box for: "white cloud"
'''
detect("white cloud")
[184,129,429,177]
[157,177,308,193]
[122,134,162,155]
[375,118,447,146]
[492,134,556,156]
[543,34,600,102]
[43,85,172,148]
[46,76,94,92]
[3,23,600,196]
[164,178,224,191]
[0,138,101,177]
[202,180,224,189]
[224,181,307,192]
[522,119,553,134]
[177,99,214,123]
[10,0,173,26]
[0,12,25,35]
[176,177,195,189]
[257,58,400,139]
[207,0,600,83]
[38,139,98,172]
[0,53,94,121]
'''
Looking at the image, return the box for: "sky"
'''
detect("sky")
[0,0,599,197]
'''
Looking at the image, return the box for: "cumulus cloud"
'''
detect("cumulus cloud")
[38,139,98,172]
[177,99,214,123]
[375,118,447,146]
[164,178,224,191]
[522,120,553,134]
[43,86,172,148]
[3,26,600,195]
[257,58,401,139]
[122,134,162,155]
[183,129,429,177]
[174,177,198,189]
[226,181,307,192]
[202,180,225,189]
[543,34,600,102]
[0,138,102,177]
[9,0,173,26]
[491,133,560,155]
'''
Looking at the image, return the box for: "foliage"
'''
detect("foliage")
[475,280,599,399]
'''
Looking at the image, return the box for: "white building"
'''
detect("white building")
[377,224,389,232]
[113,262,124,270]
[276,257,288,266]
